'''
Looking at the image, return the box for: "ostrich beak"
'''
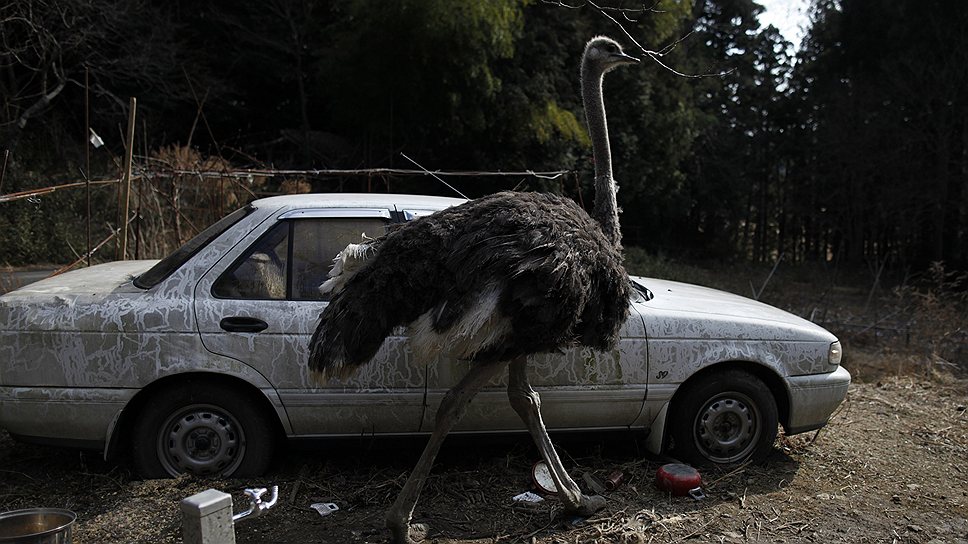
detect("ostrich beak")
[612,51,641,65]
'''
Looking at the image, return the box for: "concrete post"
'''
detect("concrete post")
[181,489,236,544]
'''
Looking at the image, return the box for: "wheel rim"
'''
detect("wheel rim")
[156,404,245,477]
[693,391,761,464]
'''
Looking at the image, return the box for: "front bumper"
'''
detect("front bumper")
[785,365,851,434]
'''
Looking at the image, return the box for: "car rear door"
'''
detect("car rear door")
[194,207,427,437]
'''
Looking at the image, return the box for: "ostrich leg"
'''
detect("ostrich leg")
[507,356,606,515]
[386,359,510,544]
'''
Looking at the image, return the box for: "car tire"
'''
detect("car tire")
[669,369,778,466]
[131,381,275,478]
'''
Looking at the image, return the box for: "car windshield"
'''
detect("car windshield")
[134,206,253,289]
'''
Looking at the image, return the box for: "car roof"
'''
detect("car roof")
[251,193,467,211]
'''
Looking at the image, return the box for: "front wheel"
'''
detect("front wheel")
[130,381,275,478]
[669,369,778,466]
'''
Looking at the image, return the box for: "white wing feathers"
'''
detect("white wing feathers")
[318,236,376,296]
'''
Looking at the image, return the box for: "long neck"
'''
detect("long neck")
[581,60,622,249]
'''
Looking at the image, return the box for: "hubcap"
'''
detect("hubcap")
[157,404,245,476]
[693,392,760,464]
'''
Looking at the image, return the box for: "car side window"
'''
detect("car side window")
[289,218,386,300]
[212,217,387,301]
[213,221,290,300]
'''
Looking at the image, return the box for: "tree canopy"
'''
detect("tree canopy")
[0,0,965,270]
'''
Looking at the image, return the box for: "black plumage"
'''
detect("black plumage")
[308,190,630,377]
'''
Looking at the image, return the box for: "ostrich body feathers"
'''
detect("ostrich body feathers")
[308,191,631,379]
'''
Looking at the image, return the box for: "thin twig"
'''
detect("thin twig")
[400,153,469,199]
[0,149,9,193]
[703,460,752,488]
[754,252,784,300]
[49,225,121,277]
[672,516,717,542]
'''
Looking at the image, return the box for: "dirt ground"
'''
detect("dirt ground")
[1,346,966,544]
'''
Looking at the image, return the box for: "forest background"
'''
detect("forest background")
[1,0,966,275]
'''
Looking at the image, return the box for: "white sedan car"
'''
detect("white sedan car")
[0,193,850,477]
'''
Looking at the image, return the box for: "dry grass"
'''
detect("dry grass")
[126,145,268,259]
[3,358,965,543]
[624,249,968,380]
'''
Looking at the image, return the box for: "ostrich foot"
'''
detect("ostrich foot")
[387,522,430,544]
[564,494,607,517]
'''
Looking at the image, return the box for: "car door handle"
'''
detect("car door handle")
[219,317,269,333]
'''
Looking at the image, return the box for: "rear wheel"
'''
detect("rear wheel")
[131,381,275,478]
[669,369,778,466]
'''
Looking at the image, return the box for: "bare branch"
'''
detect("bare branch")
[540,0,664,15]
[543,0,734,79]
[539,0,586,10]
[656,29,694,56]
[15,72,64,128]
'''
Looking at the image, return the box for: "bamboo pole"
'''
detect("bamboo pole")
[0,179,119,203]
[85,67,91,267]
[117,97,137,260]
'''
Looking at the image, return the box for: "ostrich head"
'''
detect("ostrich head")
[582,36,640,76]
[580,36,637,250]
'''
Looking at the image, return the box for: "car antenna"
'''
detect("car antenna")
[399,152,469,200]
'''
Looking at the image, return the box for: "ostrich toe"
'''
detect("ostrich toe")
[565,494,607,517]
[388,522,430,544]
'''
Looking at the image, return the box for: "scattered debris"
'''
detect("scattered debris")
[233,486,278,522]
[656,463,704,499]
[511,491,545,504]
[310,503,339,517]
[563,515,587,529]
[582,471,606,495]
[604,469,626,491]
[1,376,966,543]
[531,461,558,494]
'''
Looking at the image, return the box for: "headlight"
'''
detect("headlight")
[828,341,843,366]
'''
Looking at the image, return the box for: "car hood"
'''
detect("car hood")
[0,261,158,332]
[632,276,836,342]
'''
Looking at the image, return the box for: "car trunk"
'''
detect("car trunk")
[0,261,155,332]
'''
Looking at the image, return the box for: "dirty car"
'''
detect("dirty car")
[0,193,850,477]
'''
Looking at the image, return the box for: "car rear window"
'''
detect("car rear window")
[134,205,253,289]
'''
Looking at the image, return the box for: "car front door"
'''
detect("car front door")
[194,207,427,437]
[422,300,650,433]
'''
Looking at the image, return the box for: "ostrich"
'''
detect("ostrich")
[308,36,638,544]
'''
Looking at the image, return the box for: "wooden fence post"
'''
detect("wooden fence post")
[117,97,137,260]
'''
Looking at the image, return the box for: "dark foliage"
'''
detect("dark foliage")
[1,0,965,272]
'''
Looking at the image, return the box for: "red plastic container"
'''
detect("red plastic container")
[655,463,705,499]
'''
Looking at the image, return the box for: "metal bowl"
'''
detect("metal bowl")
[0,509,76,544]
